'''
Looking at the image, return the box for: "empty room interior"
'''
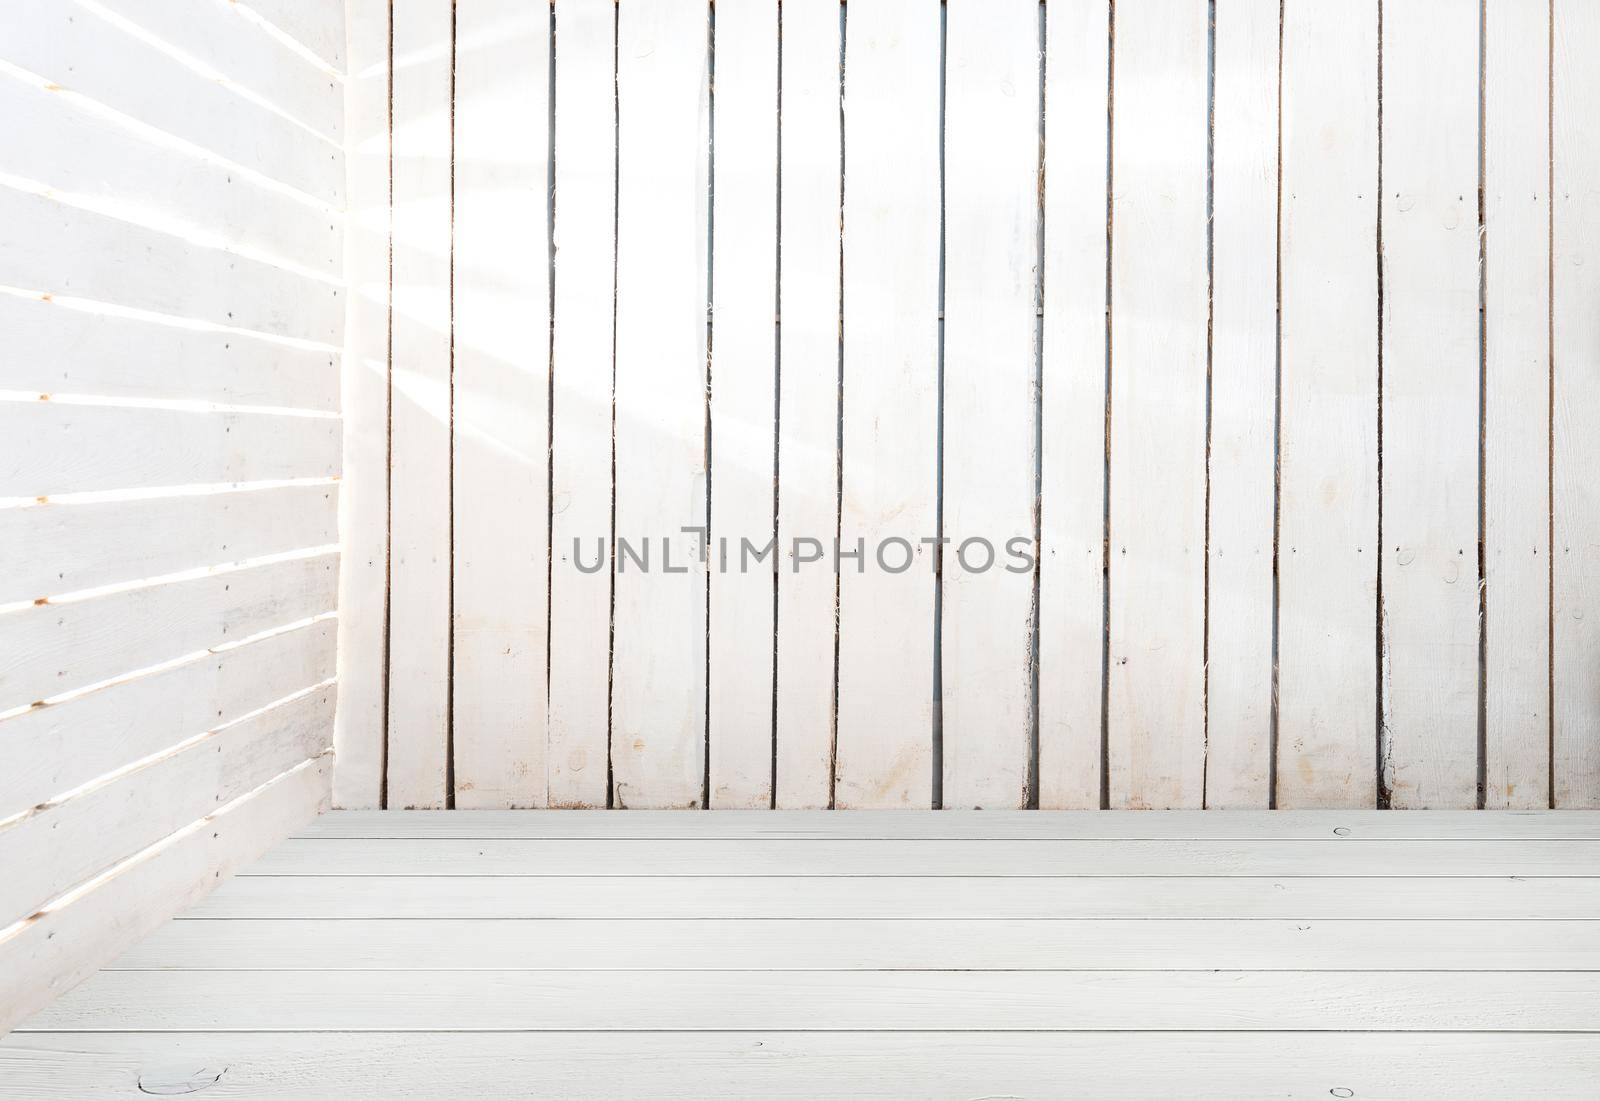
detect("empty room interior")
[2,0,1600,1096]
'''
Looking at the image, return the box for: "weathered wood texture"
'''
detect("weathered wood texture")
[7,811,1600,1095]
[1106,0,1210,809]
[382,0,452,809]
[333,0,1595,810]
[1038,0,1112,809]
[4,1032,1599,1101]
[773,0,842,810]
[708,0,779,808]
[546,0,616,809]
[1379,0,1480,809]
[0,758,331,1037]
[332,0,389,809]
[0,0,340,1032]
[1276,0,1380,808]
[611,0,711,809]
[940,0,1039,809]
[1553,0,1600,807]
[1483,0,1551,809]
[1205,0,1278,807]
[834,0,940,809]
[451,0,552,809]
[27,968,1600,1031]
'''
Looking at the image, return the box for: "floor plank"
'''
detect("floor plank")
[186,873,1600,920]
[249,837,1600,877]
[116,918,1600,971]
[299,809,1600,840]
[4,1032,1597,1100]
[23,969,1600,1032]
[7,810,1597,1098]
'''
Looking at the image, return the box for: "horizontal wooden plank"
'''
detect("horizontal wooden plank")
[0,293,339,410]
[0,0,343,204]
[302,809,1600,840]
[88,0,342,142]
[0,686,334,924]
[0,484,338,606]
[3,1032,1596,1100]
[0,618,334,823]
[25,968,1600,1032]
[0,551,338,711]
[190,874,1600,920]
[241,0,346,72]
[0,756,329,1035]
[0,189,343,343]
[249,837,1600,878]
[0,78,341,277]
[120,917,1600,972]
[1,403,340,498]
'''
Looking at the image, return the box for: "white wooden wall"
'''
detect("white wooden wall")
[0,0,343,1032]
[339,0,1600,812]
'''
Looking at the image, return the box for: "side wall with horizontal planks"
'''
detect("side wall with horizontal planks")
[0,0,344,1034]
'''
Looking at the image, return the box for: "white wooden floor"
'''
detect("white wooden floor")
[5,811,1600,1098]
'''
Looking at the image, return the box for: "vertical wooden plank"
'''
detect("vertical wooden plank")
[1485,0,1551,808]
[611,0,710,809]
[1554,0,1600,807]
[1038,0,1110,810]
[385,0,454,809]
[1205,0,1279,808]
[332,0,390,809]
[774,0,842,809]
[834,0,940,809]
[708,0,778,809]
[1379,0,1480,809]
[1276,0,1380,808]
[1106,0,1210,809]
[547,0,615,809]
[940,0,1039,809]
[451,0,551,808]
